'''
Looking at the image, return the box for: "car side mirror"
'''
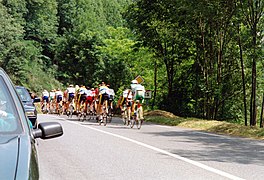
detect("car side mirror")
[33,122,63,139]
[33,97,41,103]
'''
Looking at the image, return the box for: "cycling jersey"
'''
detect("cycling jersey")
[42,91,49,103]
[99,85,108,95]
[131,84,145,103]
[55,90,63,103]
[67,87,75,101]
[78,87,86,95]
[107,89,115,101]
[49,92,55,101]
[86,89,94,105]
[98,86,109,105]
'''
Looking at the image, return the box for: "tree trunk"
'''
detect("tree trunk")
[152,59,157,110]
[250,24,257,126]
[238,24,247,126]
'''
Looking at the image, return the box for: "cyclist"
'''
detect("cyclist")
[41,90,49,112]
[98,82,109,121]
[94,84,100,119]
[49,89,56,113]
[55,88,63,114]
[76,85,87,113]
[65,84,75,112]
[86,87,95,114]
[106,84,115,116]
[129,80,145,120]
[117,88,133,122]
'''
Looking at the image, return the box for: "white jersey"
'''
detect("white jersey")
[42,91,49,97]
[49,92,55,98]
[123,89,129,97]
[67,87,75,94]
[107,89,115,96]
[123,89,132,99]
[131,84,145,100]
[55,90,63,97]
[78,87,86,94]
[86,90,93,97]
[99,86,108,95]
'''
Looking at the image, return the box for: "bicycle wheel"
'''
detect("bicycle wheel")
[58,104,62,116]
[69,104,74,118]
[137,119,142,129]
[107,107,112,123]
[130,116,135,128]
[136,108,142,129]
[103,115,107,126]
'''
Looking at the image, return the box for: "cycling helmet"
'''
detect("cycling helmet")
[131,80,138,84]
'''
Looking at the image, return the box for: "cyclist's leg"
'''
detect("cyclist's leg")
[139,103,144,120]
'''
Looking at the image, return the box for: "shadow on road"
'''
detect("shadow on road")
[144,130,264,166]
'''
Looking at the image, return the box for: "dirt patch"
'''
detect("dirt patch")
[145,110,178,118]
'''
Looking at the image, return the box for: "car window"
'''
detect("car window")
[0,77,22,134]
[15,87,32,102]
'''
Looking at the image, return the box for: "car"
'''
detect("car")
[0,67,63,179]
[15,86,40,128]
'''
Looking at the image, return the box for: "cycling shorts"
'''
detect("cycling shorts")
[100,93,109,105]
[79,94,87,103]
[86,96,94,105]
[56,95,62,103]
[109,95,114,102]
[43,96,49,103]
[68,93,75,101]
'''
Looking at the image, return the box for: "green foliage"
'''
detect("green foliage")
[1,0,263,128]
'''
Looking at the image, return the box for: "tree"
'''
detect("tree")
[240,0,263,126]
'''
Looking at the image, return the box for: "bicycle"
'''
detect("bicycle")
[67,99,75,118]
[122,104,131,126]
[130,101,143,129]
[99,100,107,126]
[86,101,96,121]
[41,100,48,114]
[78,101,86,121]
[49,100,56,114]
[107,104,113,123]
[57,101,63,116]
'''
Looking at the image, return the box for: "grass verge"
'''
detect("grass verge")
[145,110,264,140]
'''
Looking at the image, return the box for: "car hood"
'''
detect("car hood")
[0,135,19,179]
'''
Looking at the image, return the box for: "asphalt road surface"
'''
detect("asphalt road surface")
[37,114,264,180]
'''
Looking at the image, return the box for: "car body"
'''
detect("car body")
[0,68,63,179]
[15,86,40,128]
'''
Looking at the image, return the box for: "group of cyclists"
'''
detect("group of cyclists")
[41,79,145,127]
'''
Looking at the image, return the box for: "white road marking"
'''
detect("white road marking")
[154,125,172,129]
[45,115,245,180]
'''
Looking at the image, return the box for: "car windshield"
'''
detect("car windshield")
[15,87,32,102]
[0,77,22,134]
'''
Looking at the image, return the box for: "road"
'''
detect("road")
[37,114,264,180]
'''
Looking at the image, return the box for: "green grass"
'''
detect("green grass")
[145,110,264,140]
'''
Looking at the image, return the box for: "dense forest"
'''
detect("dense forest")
[0,0,263,127]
